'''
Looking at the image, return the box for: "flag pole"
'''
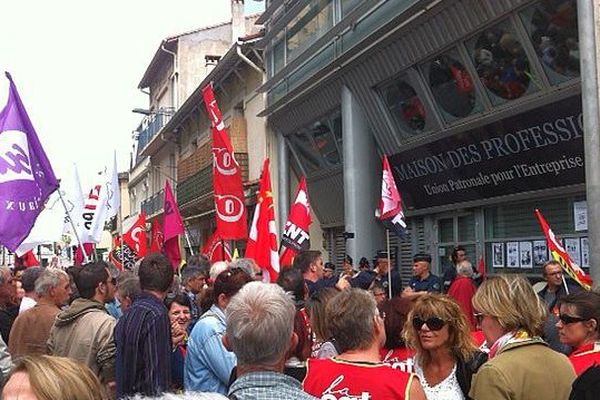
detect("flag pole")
[119,213,124,266]
[561,271,571,295]
[184,225,195,256]
[221,239,226,261]
[57,187,89,263]
[386,229,392,299]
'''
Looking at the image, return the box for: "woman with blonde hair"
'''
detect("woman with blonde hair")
[403,293,485,399]
[2,354,106,400]
[470,274,575,400]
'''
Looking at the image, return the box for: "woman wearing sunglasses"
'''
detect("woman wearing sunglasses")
[555,291,600,375]
[403,294,484,399]
[470,274,575,400]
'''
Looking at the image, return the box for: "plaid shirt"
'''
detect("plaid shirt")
[228,371,318,400]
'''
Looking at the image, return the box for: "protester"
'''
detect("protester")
[323,262,335,279]
[115,273,141,313]
[18,266,42,314]
[372,286,387,306]
[0,267,18,344]
[341,255,354,277]
[539,260,581,354]
[442,246,467,291]
[229,258,262,281]
[379,296,415,372]
[294,250,348,296]
[165,293,192,391]
[0,335,12,385]
[403,293,484,399]
[371,251,402,298]
[303,288,426,399]
[555,291,600,375]
[184,268,252,394]
[225,282,319,400]
[470,274,575,400]
[359,257,370,271]
[125,393,228,400]
[306,288,338,358]
[2,355,105,400]
[181,266,207,329]
[115,253,174,397]
[9,268,71,359]
[403,253,442,300]
[447,261,477,330]
[48,261,117,392]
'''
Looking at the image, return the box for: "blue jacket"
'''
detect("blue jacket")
[184,304,236,394]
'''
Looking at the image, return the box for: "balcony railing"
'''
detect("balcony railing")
[136,107,175,156]
[177,153,249,207]
[140,189,164,216]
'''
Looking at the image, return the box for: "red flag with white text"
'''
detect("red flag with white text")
[280,177,311,268]
[246,159,279,282]
[376,155,407,238]
[150,218,164,253]
[123,213,147,258]
[535,209,592,290]
[201,230,232,263]
[201,85,248,240]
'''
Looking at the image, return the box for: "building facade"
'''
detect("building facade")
[260,0,584,281]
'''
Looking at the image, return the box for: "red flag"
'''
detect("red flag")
[201,230,232,263]
[376,155,407,238]
[246,159,279,282]
[163,181,183,271]
[535,209,592,290]
[201,85,248,240]
[477,255,485,282]
[109,235,139,271]
[280,177,312,268]
[14,250,39,268]
[150,218,164,253]
[123,213,147,258]
[74,243,94,266]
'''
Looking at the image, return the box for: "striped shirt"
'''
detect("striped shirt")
[115,292,171,397]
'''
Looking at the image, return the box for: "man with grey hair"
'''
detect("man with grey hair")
[447,260,478,329]
[8,268,71,359]
[181,265,208,328]
[225,282,318,400]
[229,258,262,281]
[18,266,43,314]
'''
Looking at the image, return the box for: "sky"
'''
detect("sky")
[0,0,265,189]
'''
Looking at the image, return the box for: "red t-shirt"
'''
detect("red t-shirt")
[569,342,600,375]
[380,347,416,373]
[303,358,415,400]
[447,276,477,330]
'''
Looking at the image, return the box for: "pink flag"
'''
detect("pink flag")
[163,180,183,270]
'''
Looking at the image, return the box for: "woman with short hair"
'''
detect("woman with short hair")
[470,274,576,400]
[403,293,484,399]
[556,290,600,375]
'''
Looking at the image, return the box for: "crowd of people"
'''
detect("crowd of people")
[0,246,599,399]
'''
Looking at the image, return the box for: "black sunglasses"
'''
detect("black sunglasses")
[559,314,589,324]
[412,316,445,331]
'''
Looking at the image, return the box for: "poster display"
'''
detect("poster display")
[492,242,504,268]
[564,238,581,267]
[533,240,548,266]
[581,237,589,268]
[507,242,519,268]
[519,241,533,269]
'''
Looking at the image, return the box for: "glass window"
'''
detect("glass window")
[424,49,481,120]
[287,0,333,62]
[469,20,537,104]
[520,0,579,84]
[287,112,342,172]
[272,37,285,76]
[382,78,427,135]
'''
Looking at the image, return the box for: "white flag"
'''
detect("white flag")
[62,164,86,241]
[107,150,119,219]
[16,192,65,256]
[87,152,119,243]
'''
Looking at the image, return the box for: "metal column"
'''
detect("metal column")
[578,0,600,287]
[341,86,384,265]
[277,133,290,233]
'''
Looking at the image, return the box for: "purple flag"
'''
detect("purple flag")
[0,72,58,251]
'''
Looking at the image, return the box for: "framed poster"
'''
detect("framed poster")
[492,243,504,268]
[519,241,533,269]
[507,242,519,268]
[565,238,581,266]
[574,201,588,232]
[581,237,589,268]
[533,240,548,267]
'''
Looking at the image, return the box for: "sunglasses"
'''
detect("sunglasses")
[558,314,589,324]
[473,312,484,325]
[412,316,445,331]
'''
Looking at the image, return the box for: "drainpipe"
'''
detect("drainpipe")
[161,42,179,109]
[237,43,263,75]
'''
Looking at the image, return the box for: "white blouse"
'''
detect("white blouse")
[414,362,465,400]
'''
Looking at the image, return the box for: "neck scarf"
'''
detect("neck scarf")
[488,329,532,359]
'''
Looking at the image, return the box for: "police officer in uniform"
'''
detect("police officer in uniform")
[402,253,442,300]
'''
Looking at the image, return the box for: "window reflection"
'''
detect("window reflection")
[287,113,342,172]
[383,80,427,134]
[525,0,579,80]
[428,54,477,118]
[471,23,533,100]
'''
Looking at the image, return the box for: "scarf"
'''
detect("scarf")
[488,329,532,359]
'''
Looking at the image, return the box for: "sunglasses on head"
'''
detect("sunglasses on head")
[412,316,445,331]
[558,314,589,324]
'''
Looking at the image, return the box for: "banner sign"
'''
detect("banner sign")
[389,96,584,210]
